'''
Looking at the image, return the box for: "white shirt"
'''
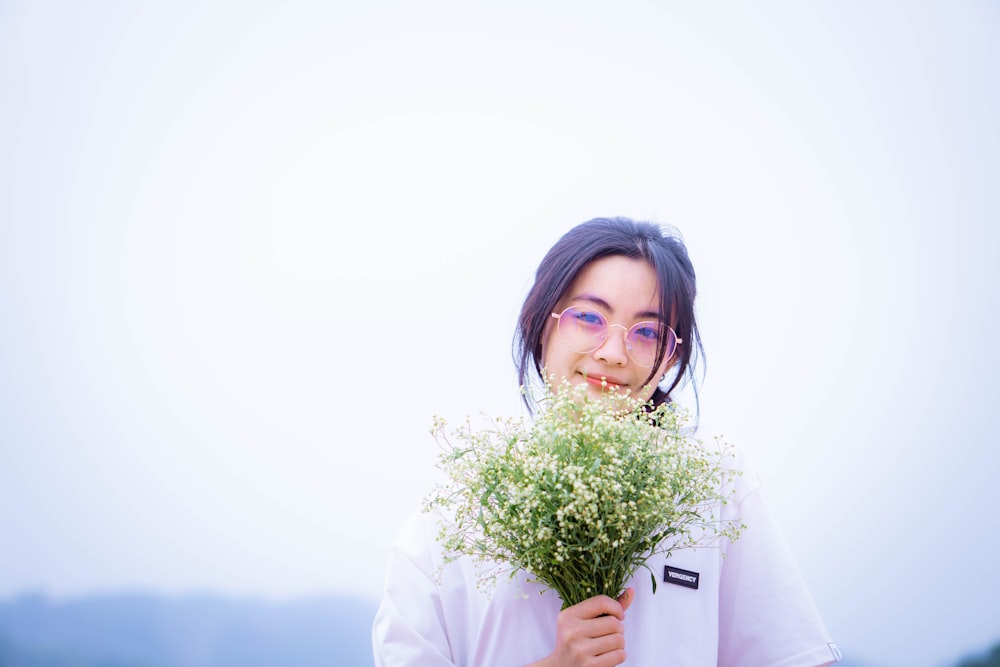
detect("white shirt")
[372,446,841,667]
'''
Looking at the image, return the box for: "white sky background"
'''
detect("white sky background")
[1,2,998,666]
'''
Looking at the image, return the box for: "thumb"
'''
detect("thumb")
[617,587,634,612]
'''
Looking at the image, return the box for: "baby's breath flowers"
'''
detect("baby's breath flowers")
[424,381,743,609]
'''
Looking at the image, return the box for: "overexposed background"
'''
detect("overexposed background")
[2,3,998,666]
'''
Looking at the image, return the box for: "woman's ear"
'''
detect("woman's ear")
[658,356,678,383]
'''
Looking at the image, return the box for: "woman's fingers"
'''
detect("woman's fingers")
[559,613,623,642]
[570,594,626,620]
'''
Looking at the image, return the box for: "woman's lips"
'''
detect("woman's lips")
[583,373,624,390]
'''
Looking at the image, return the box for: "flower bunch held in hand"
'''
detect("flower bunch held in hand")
[425,381,743,609]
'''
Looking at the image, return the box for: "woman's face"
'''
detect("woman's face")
[541,255,675,403]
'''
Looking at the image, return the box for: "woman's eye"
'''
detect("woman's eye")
[632,324,661,341]
[572,309,604,326]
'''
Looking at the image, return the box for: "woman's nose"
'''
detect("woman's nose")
[594,324,630,366]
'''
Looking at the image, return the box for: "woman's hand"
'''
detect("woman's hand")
[528,588,634,667]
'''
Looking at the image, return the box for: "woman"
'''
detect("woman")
[373,217,840,666]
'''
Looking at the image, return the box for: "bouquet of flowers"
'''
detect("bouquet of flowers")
[425,381,743,609]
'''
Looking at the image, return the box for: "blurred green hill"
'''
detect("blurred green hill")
[0,592,376,667]
[958,642,1000,667]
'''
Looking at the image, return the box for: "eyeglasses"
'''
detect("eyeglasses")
[550,306,682,368]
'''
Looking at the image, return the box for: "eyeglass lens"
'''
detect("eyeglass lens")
[557,307,676,367]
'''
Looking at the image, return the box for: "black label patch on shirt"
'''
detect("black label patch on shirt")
[663,565,700,590]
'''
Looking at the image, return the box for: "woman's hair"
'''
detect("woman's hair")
[514,216,704,412]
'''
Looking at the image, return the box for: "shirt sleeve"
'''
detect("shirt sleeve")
[372,513,457,667]
[717,457,840,667]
